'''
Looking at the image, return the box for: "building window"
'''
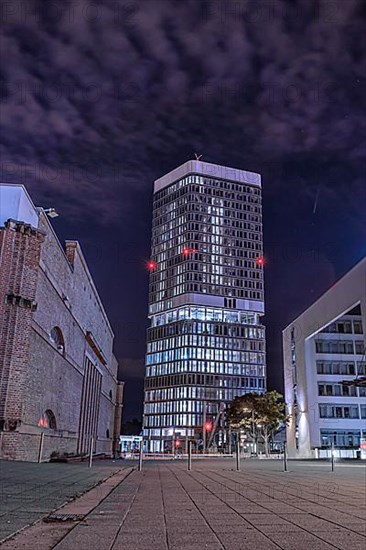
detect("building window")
[353,321,363,334]
[315,340,354,354]
[320,430,360,448]
[355,341,365,355]
[37,409,57,429]
[319,404,359,419]
[78,356,102,454]
[358,362,366,376]
[316,361,355,375]
[50,327,65,354]
[318,383,356,397]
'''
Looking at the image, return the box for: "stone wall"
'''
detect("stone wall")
[0,221,45,433]
[0,205,121,462]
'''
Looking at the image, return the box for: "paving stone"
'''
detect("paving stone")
[267,531,342,549]
[3,459,366,549]
[317,529,366,550]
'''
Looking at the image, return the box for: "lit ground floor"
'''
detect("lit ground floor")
[1,458,365,549]
[286,422,366,459]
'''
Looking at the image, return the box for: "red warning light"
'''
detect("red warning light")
[205,422,213,432]
[147,260,157,271]
[175,439,181,447]
[182,247,198,257]
[256,256,265,267]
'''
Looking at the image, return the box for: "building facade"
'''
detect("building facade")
[0,184,123,461]
[143,160,266,452]
[283,258,366,458]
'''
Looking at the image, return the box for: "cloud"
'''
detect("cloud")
[3,0,364,419]
[118,357,145,380]
[0,0,364,228]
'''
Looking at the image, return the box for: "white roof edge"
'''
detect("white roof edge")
[0,183,39,228]
[0,182,36,207]
[154,160,261,193]
[282,256,366,332]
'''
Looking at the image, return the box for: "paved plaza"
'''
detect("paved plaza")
[0,460,123,542]
[0,458,365,549]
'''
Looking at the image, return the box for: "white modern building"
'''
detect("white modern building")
[143,160,266,452]
[283,258,366,458]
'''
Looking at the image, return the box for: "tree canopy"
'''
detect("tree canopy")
[227,391,287,455]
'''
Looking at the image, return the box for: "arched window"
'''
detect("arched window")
[50,327,65,353]
[37,410,57,429]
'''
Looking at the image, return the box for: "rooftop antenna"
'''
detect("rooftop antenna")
[194,153,203,161]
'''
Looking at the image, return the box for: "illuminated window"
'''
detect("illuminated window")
[50,327,65,353]
[37,409,57,429]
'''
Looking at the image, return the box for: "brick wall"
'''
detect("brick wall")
[0,431,78,462]
[0,221,45,432]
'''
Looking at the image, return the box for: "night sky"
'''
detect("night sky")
[1,0,365,421]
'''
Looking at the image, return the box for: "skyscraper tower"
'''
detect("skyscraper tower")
[143,160,266,452]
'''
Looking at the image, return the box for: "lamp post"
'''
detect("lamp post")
[138,440,143,471]
[283,441,288,472]
[88,437,94,468]
[202,330,209,453]
[202,403,206,453]
[236,432,240,471]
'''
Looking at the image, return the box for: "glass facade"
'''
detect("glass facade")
[143,163,266,452]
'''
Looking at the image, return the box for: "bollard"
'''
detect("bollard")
[236,439,240,471]
[283,441,288,472]
[38,432,45,464]
[89,437,94,468]
[331,443,335,472]
[188,441,192,471]
[138,442,143,471]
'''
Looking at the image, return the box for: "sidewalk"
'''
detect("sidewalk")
[2,459,365,549]
[0,459,125,542]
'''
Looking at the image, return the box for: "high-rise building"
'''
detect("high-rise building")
[143,160,266,452]
[283,258,366,459]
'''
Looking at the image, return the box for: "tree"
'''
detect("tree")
[256,392,287,456]
[227,393,262,455]
[227,391,287,456]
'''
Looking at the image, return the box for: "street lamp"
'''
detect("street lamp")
[44,208,59,218]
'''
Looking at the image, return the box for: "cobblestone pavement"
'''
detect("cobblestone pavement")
[46,459,366,549]
[0,459,123,542]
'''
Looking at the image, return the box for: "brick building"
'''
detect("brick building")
[0,184,123,461]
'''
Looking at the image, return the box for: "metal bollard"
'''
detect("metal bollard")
[89,437,94,468]
[138,442,143,471]
[236,439,240,471]
[283,441,288,472]
[331,443,335,472]
[188,441,192,471]
[38,432,45,464]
